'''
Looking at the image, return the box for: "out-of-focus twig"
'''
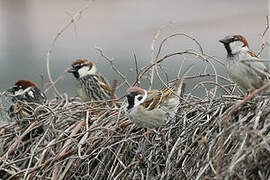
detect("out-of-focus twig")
[257,16,269,57]
[149,25,163,90]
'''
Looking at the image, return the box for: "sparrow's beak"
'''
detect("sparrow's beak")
[5,87,15,96]
[67,67,76,73]
[219,38,229,44]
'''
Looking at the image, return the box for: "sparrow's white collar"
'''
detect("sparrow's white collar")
[78,65,97,78]
[14,86,32,96]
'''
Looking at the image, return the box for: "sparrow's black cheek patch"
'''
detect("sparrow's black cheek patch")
[73,71,80,79]
[71,65,83,79]
[126,95,135,110]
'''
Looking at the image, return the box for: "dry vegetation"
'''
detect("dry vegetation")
[0,4,269,180]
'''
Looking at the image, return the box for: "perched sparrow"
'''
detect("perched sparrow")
[219,34,270,91]
[68,59,118,105]
[6,80,46,119]
[125,66,192,129]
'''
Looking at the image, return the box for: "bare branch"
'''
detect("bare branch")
[95,47,131,87]
[46,4,90,97]
[257,16,269,57]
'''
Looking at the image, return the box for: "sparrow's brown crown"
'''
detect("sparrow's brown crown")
[72,59,94,68]
[232,35,249,47]
[14,80,39,89]
[126,87,146,95]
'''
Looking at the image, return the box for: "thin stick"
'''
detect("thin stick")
[149,27,161,90]
[257,16,269,57]
[95,47,131,87]
[46,4,90,97]
[156,33,204,59]
[44,69,69,93]
[133,52,139,86]
[222,81,270,121]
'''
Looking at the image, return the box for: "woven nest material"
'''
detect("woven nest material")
[0,83,270,179]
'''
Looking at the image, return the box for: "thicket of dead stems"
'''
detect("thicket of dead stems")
[0,3,269,179]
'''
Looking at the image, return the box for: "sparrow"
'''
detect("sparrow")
[219,34,270,91]
[125,66,192,129]
[6,80,47,119]
[68,59,118,106]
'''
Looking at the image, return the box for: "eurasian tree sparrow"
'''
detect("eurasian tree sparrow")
[125,66,192,129]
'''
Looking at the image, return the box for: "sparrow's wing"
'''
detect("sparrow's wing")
[96,73,115,98]
[143,90,173,111]
[142,65,192,111]
[241,59,270,78]
[142,90,162,110]
[237,60,270,89]
[247,50,258,58]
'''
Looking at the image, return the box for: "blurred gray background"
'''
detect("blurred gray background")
[0,0,269,98]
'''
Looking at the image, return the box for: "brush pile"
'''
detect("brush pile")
[0,71,270,180]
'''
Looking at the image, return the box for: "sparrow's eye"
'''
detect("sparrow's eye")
[74,64,84,69]
[137,96,143,101]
